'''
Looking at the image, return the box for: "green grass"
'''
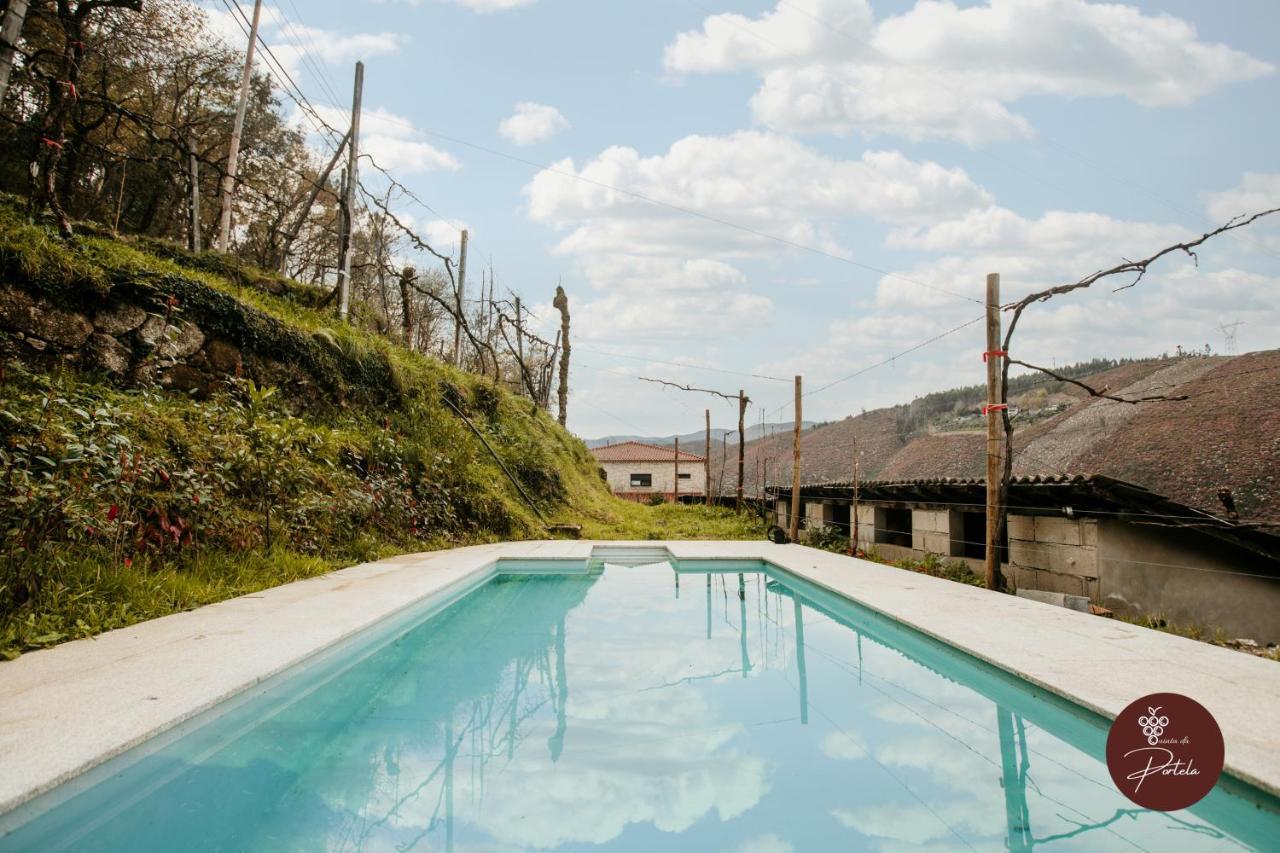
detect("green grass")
[0,205,765,659]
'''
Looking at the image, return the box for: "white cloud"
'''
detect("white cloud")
[498,102,570,145]
[665,0,1273,143]
[381,0,535,11]
[423,219,468,252]
[731,833,796,853]
[201,3,406,80]
[526,131,991,258]
[1204,172,1280,222]
[305,104,459,173]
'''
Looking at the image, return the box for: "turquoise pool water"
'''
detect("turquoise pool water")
[3,558,1278,851]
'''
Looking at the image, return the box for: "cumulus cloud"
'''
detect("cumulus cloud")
[379,0,535,11]
[665,0,1273,143]
[498,102,570,145]
[527,131,991,258]
[306,104,459,173]
[201,3,406,80]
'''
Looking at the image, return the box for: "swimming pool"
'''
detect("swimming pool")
[3,556,1277,851]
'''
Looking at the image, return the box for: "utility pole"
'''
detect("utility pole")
[789,375,802,542]
[188,152,201,253]
[336,61,363,322]
[704,409,712,507]
[0,1,31,107]
[736,390,747,511]
[673,436,680,503]
[217,0,263,253]
[452,229,469,366]
[984,273,1004,590]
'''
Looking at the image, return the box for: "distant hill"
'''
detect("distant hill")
[713,351,1280,523]
[584,421,815,449]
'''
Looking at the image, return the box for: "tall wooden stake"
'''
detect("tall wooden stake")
[452,229,469,366]
[217,0,263,253]
[850,438,860,555]
[789,375,802,542]
[984,273,1004,590]
[704,408,712,506]
[515,296,525,382]
[737,390,747,511]
[188,152,201,253]
[336,61,363,322]
[673,436,680,503]
[0,0,30,106]
[554,285,570,426]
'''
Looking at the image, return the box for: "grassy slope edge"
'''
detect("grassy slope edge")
[0,207,759,659]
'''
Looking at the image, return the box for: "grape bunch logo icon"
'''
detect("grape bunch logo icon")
[1138,706,1170,746]
[1106,693,1224,811]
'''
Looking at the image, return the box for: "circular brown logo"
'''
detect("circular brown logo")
[1106,692,1224,810]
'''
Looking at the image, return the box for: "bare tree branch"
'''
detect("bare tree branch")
[638,377,749,405]
[1006,359,1190,404]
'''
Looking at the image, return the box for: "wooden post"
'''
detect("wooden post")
[188,151,201,253]
[850,438,860,555]
[515,296,525,389]
[0,0,30,106]
[398,266,416,351]
[673,436,680,503]
[554,285,570,426]
[984,273,1004,590]
[217,0,263,253]
[704,408,712,506]
[337,61,363,322]
[452,229,469,367]
[789,375,802,542]
[736,390,747,511]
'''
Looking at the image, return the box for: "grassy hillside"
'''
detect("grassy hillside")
[0,206,758,659]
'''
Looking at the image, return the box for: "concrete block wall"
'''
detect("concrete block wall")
[805,501,835,529]
[911,508,956,555]
[1008,515,1099,599]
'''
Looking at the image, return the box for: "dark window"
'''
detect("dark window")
[678,473,692,480]
[956,511,986,559]
[875,506,912,548]
[630,473,652,487]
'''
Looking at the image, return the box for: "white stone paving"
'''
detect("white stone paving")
[0,540,1277,816]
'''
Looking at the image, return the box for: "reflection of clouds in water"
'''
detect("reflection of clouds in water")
[819,730,866,761]
[730,832,795,853]
[458,715,768,848]
[832,802,1002,851]
[428,573,777,849]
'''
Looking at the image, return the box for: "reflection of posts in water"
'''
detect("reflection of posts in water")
[706,574,712,640]
[738,573,752,678]
[549,617,568,762]
[675,570,679,600]
[794,600,808,725]
[856,630,862,685]
[997,706,1032,852]
[445,714,455,853]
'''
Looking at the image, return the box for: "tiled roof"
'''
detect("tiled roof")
[591,440,705,463]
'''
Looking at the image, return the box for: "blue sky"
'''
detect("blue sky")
[207,0,1279,438]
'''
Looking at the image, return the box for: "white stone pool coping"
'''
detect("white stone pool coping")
[1,540,1278,818]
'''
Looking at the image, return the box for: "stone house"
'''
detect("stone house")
[590,441,706,503]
